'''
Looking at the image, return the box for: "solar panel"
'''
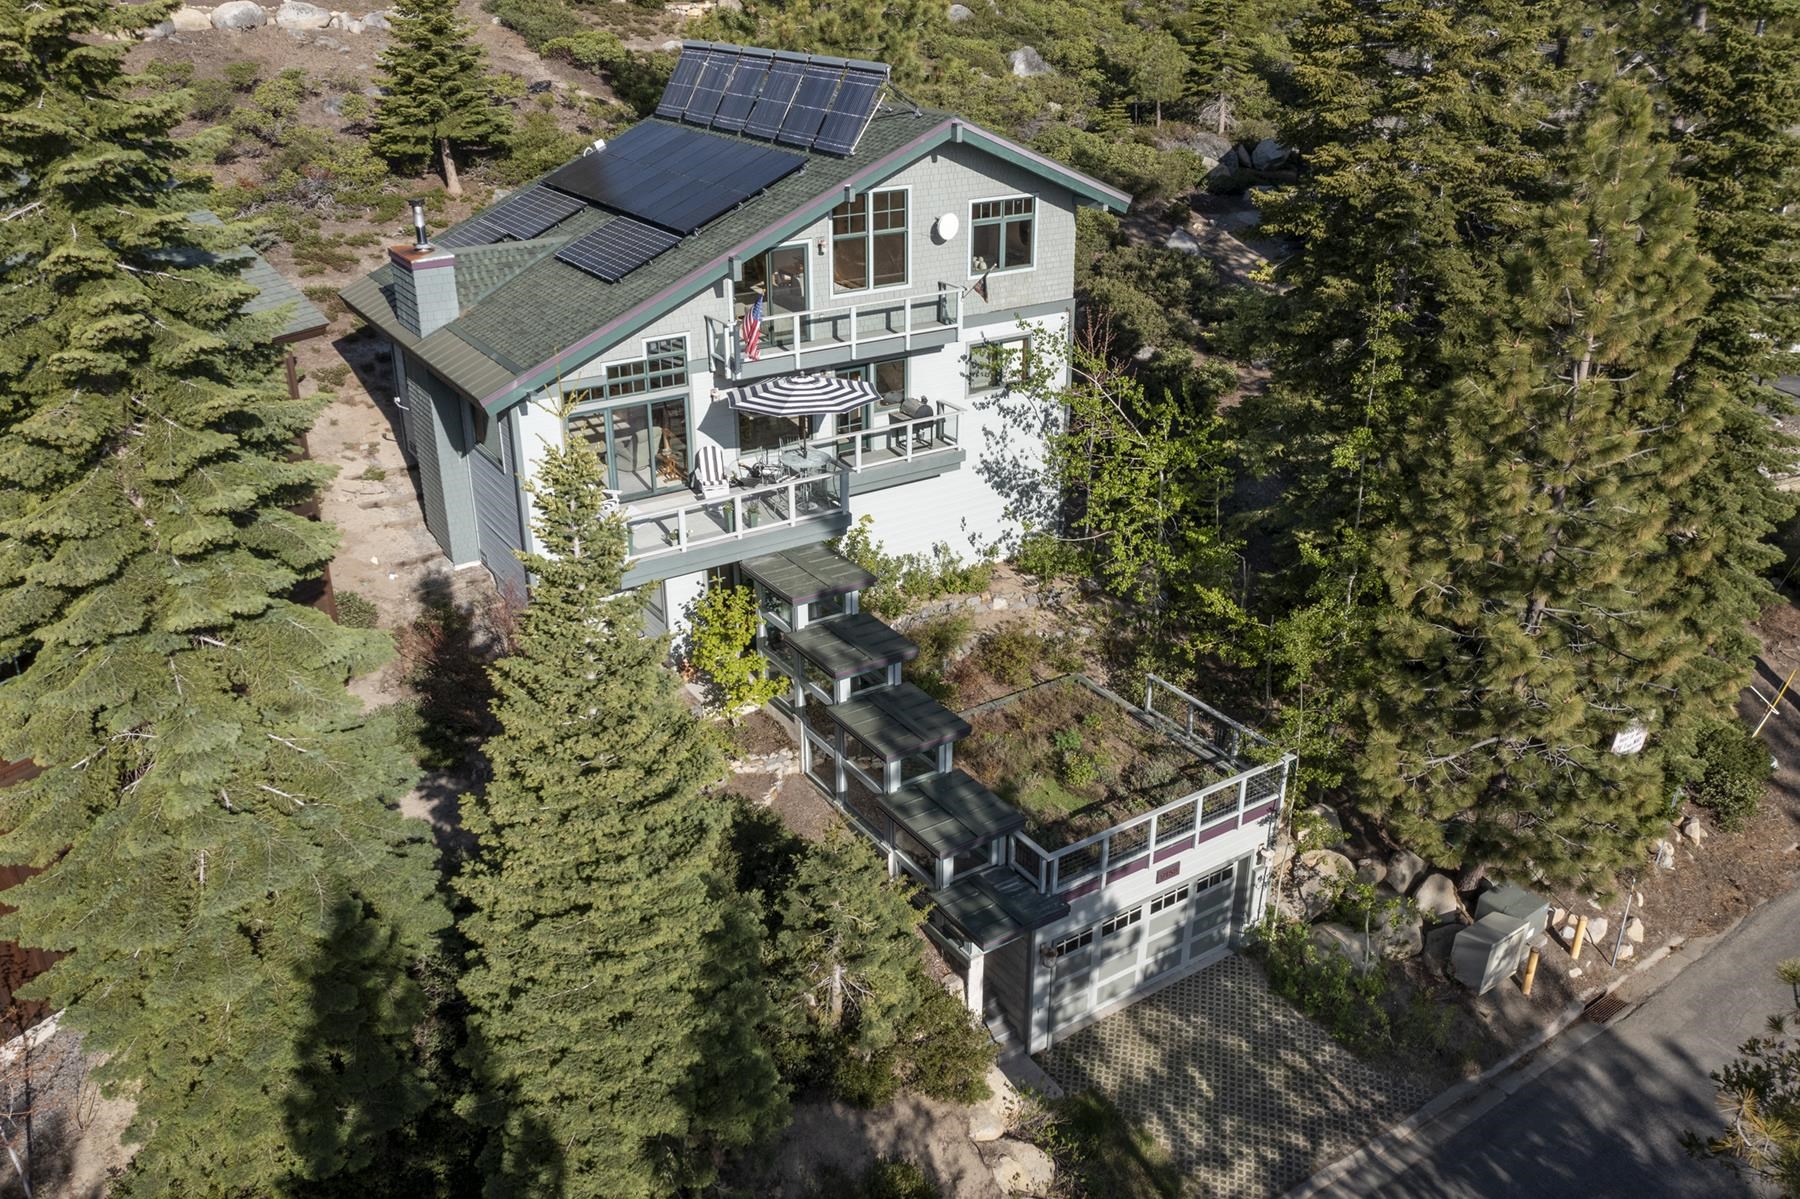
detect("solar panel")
[434,215,502,248]
[812,69,886,155]
[710,51,772,133]
[744,58,805,139]
[555,216,680,283]
[542,123,806,235]
[483,185,587,240]
[775,63,844,148]
[655,48,706,119]
[683,51,735,125]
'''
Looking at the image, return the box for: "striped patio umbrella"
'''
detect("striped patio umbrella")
[729,372,881,417]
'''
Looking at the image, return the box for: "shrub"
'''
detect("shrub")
[1013,531,1087,583]
[224,60,263,91]
[187,76,235,121]
[1688,720,1771,832]
[976,626,1040,688]
[543,28,628,73]
[687,583,783,719]
[893,970,994,1104]
[494,109,592,185]
[334,590,379,629]
[905,612,973,706]
[859,1158,939,1199]
[837,516,995,620]
[1251,913,1390,1055]
[357,466,388,481]
[314,363,353,387]
[482,0,581,50]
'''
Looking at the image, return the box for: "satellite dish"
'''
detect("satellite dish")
[934,212,960,241]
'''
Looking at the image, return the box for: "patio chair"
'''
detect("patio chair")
[691,443,730,501]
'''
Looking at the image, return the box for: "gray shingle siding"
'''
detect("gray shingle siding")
[471,409,528,600]
[405,357,481,562]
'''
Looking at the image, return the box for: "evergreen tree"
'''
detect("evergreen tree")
[0,0,446,1193]
[701,0,939,84]
[1174,0,1282,135]
[768,830,926,1061]
[372,0,513,197]
[454,440,784,1199]
[1356,79,1721,886]
[1127,27,1189,127]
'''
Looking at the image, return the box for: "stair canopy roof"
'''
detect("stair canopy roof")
[877,769,1023,859]
[741,543,875,605]
[784,612,917,680]
[934,865,1069,952]
[826,682,970,759]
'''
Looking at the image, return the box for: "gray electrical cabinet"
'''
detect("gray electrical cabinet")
[1452,912,1534,994]
[1476,884,1550,933]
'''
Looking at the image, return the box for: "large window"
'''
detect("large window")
[833,359,907,434]
[832,189,908,292]
[970,196,1035,274]
[967,336,1031,395]
[563,337,691,499]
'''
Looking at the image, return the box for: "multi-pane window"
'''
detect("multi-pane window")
[970,196,1035,273]
[1099,908,1143,937]
[1150,886,1191,915]
[563,337,688,407]
[832,188,908,291]
[967,336,1031,394]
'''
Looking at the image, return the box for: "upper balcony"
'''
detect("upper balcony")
[707,288,962,382]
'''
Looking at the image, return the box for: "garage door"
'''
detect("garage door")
[1047,864,1238,1035]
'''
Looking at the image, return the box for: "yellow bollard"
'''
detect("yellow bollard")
[1570,915,1589,962]
[1522,948,1540,996]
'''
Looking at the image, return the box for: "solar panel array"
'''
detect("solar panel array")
[554,216,681,283]
[655,42,890,157]
[542,122,805,237]
[434,185,586,248]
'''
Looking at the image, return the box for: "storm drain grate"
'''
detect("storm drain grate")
[1584,992,1630,1024]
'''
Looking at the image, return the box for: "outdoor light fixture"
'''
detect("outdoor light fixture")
[408,199,430,251]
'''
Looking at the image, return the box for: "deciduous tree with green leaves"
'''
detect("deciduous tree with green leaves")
[454,439,784,1199]
[0,0,446,1192]
[371,0,513,196]
[1356,79,1724,886]
[687,582,784,720]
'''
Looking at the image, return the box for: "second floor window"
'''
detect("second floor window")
[833,189,908,292]
[971,196,1035,274]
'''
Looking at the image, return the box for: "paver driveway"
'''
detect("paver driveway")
[1038,954,1435,1198]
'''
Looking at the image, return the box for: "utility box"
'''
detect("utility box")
[1475,884,1550,935]
[1452,912,1535,995]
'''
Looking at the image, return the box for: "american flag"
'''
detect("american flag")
[742,293,764,362]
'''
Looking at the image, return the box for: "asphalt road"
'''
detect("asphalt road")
[1319,883,1800,1199]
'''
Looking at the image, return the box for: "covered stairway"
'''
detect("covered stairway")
[741,544,1067,1023]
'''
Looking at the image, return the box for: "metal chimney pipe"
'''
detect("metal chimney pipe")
[409,199,430,251]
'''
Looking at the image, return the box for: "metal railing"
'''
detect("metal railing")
[808,403,962,472]
[1142,673,1269,764]
[709,286,962,376]
[1007,754,1293,899]
[621,457,850,560]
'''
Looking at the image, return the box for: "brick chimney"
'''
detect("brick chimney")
[388,199,458,337]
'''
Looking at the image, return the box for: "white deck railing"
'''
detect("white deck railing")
[621,458,850,561]
[708,287,962,376]
[808,403,963,472]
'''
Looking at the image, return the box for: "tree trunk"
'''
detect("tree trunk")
[1155,99,1162,127]
[828,963,844,1028]
[439,137,462,198]
[1456,859,1488,891]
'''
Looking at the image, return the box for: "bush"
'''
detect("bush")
[892,970,994,1104]
[687,583,783,719]
[1689,720,1771,832]
[859,1158,939,1199]
[187,76,235,121]
[1012,531,1087,583]
[494,109,593,185]
[543,28,628,73]
[334,590,379,629]
[836,516,995,620]
[482,0,581,50]
[905,612,973,706]
[1251,913,1390,1055]
[224,60,263,91]
[976,626,1041,688]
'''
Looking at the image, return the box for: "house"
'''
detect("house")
[340,43,1289,1053]
[340,40,1130,628]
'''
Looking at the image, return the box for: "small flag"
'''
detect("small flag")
[972,271,990,302]
[742,293,764,362]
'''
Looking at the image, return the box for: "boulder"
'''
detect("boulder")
[966,1065,1019,1143]
[1355,858,1387,888]
[1386,849,1427,895]
[144,18,175,38]
[1585,916,1609,944]
[1652,838,1677,868]
[1186,130,1233,162]
[211,1,267,29]
[1550,906,1569,928]
[276,0,330,26]
[1680,815,1708,846]
[1302,803,1345,846]
[1415,873,1463,922]
[1293,849,1355,921]
[1310,921,1373,971]
[1008,46,1051,78]
[1250,137,1291,170]
[947,1,974,19]
[1165,227,1201,255]
[171,5,213,29]
[1624,916,1646,944]
[984,1138,1055,1196]
[358,8,389,29]
[1374,907,1425,959]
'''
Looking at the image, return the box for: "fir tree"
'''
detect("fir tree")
[371,0,513,197]
[0,0,446,1193]
[454,440,784,1199]
[1357,79,1722,886]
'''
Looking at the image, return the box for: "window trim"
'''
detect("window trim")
[830,185,913,297]
[469,403,504,467]
[966,333,1032,396]
[967,193,1038,278]
[736,241,812,319]
[561,334,694,499]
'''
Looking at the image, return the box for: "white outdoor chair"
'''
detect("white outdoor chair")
[691,443,730,501]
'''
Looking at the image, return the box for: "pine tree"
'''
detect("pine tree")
[371,0,513,197]
[702,0,940,84]
[768,830,926,1059]
[1356,78,1722,886]
[1174,0,1279,135]
[454,440,784,1199]
[0,1,446,1193]
[1128,27,1189,127]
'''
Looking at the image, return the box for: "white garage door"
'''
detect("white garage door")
[1047,864,1237,1035]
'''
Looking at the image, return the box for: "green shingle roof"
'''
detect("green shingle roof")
[178,211,329,343]
[339,105,1127,408]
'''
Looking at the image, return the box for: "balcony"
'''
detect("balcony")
[808,401,965,489]
[708,288,962,380]
[617,446,852,586]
